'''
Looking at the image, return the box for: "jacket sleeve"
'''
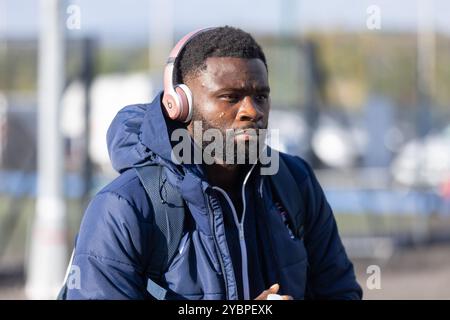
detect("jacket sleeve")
[65,191,153,300]
[294,157,363,300]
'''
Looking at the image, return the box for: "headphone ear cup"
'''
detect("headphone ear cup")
[174,84,193,123]
[162,92,182,120]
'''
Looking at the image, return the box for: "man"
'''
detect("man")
[65,26,362,300]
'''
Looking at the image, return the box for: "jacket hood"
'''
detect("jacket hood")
[106,92,212,234]
[108,93,175,172]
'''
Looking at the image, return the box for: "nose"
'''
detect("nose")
[236,96,265,123]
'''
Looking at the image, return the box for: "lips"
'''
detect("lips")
[233,128,260,143]
[233,127,260,136]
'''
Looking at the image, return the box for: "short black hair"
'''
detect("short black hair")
[175,26,267,84]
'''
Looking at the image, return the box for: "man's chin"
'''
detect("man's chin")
[234,132,258,143]
[198,138,265,166]
[213,157,255,166]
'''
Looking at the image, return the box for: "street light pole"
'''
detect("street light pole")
[148,0,174,78]
[25,0,67,299]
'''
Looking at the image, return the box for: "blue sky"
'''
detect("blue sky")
[2,0,450,43]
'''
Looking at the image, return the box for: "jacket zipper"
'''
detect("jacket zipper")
[212,163,256,300]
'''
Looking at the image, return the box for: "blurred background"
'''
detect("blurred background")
[0,0,449,299]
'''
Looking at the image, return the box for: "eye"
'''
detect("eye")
[220,94,240,103]
[255,94,269,102]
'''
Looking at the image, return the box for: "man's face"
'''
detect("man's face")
[186,57,270,164]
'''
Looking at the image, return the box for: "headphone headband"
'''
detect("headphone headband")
[164,27,215,90]
[162,27,215,123]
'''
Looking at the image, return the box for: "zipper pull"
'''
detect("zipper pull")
[238,224,245,241]
[258,178,264,198]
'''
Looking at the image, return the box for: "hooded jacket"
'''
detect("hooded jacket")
[66,93,362,300]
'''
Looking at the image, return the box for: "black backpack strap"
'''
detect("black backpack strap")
[269,155,305,239]
[134,165,185,299]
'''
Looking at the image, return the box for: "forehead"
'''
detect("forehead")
[193,57,268,91]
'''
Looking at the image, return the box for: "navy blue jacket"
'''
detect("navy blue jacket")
[66,93,362,300]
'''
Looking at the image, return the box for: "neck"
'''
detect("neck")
[205,163,250,192]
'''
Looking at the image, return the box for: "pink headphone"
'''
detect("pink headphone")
[162,27,215,123]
